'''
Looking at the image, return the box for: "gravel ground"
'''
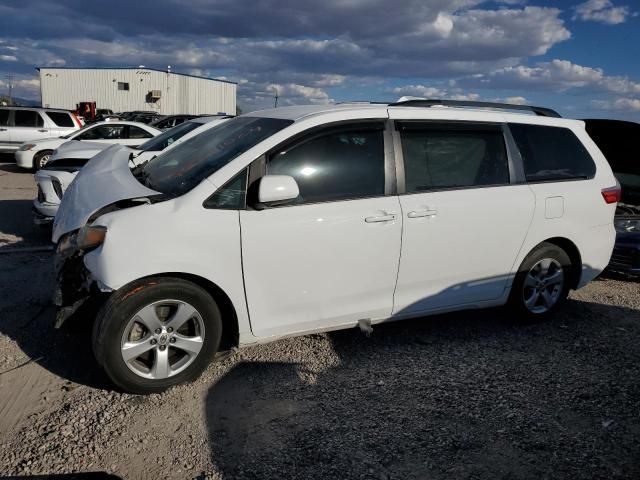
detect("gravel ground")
[0,165,639,479]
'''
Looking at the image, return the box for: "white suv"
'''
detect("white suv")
[52,100,619,394]
[0,107,81,155]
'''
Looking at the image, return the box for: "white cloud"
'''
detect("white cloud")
[0,55,17,61]
[591,97,640,111]
[573,0,633,25]
[460,59,640,95]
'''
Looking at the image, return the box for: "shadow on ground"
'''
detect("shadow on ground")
[205,300,640,479]
[0,251,111,389]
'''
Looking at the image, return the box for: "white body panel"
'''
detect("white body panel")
[52,104,618,349]
[393,185,535,315]
[240,197,402,338]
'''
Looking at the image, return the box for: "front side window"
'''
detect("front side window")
[267,126,385,204]
[77,125,126,140]
[0,110,8,126]
[46,111,74,127]
[14,110,44,127]
[204,169,248,209]
[399,123,509,192]
[140,116,293,196]
[128,126,153,139]
[509,123,596,182]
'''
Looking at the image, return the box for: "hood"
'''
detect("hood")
[51,140,115,160]
[52,144,160,243]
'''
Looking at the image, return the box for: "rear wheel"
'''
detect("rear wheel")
[509,242,572,320]
[33,150,53,170]
[92,277,222,394]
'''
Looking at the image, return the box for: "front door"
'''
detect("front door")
[391,120,535,315]
[240,123,402,338]
[10,109,50,144]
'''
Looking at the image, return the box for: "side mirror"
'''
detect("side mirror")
[257,175,300,205]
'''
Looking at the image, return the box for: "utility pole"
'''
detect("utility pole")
[273,87,279,108]
[5,74,14,105]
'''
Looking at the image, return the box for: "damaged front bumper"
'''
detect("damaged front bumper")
[53,251,106,328]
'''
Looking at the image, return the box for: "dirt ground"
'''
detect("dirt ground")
[0,160,639,479]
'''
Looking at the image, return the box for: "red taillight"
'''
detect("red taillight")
[601,185,622,204]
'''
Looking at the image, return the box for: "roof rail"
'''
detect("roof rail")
[388,98,561,118]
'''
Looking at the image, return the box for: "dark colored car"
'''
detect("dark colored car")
[585,119,640,274]
[149,114,197,130]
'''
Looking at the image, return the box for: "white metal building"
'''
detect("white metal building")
[38,67,236,115]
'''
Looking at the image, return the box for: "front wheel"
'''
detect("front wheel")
[509,242,572,320]
[33,150,53,170]
[92,277,222,394]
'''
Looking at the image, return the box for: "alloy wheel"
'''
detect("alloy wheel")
[120,299,205,379]
[522,258,565,314]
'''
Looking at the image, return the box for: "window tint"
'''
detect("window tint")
[400,124,509,192]
[140,116,292,197]
[118,82,129,91]
[204,169,248,209]
[509,123,595,182]
[267,127,385,204]
[46,111,74,127]
[128,126,153,139]
[14,110,44,127]
[77,125,126,140]
[0,110,8,126]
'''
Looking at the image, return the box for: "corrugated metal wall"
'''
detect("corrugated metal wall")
[39,68,236,115]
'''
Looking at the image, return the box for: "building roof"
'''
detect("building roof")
[36,66,237,85]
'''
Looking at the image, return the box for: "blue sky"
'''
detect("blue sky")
[0,0,638,119]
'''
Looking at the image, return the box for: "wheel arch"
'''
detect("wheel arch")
[124,272,240,351]
[532,237,583,289]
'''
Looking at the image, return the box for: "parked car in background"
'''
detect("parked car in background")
[150,114,198,130]
[0,107,81,153]
[51,100,618,394]
[585,119,640,275]
[32,116,230,223]
[15,121,161,170]
[120,111,164,124]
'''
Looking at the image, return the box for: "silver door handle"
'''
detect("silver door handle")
[365,214,396,223]
[407,209,437,218]
[38,129,48,132]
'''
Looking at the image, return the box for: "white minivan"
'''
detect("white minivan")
[52,100,619,394]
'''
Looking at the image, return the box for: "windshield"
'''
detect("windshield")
[139,116,292,197]
[138,121,203,152]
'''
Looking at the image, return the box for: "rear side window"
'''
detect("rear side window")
[14,110,44,127]
[509,124,596,182]
[46,111,74,127]
[267,126,385,204]
[128,126,153,139]
[399,123,509,192]
[0,110,9,126]
[77,125,126,140]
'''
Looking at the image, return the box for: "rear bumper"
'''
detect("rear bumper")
[608,236,640,274]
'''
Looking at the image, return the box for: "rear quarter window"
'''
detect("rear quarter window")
[46,111,75,127]
[509,123,596,182]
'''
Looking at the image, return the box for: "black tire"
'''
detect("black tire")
[92,277,222,394]
[509,242,573,321]
[33,150,53,171]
